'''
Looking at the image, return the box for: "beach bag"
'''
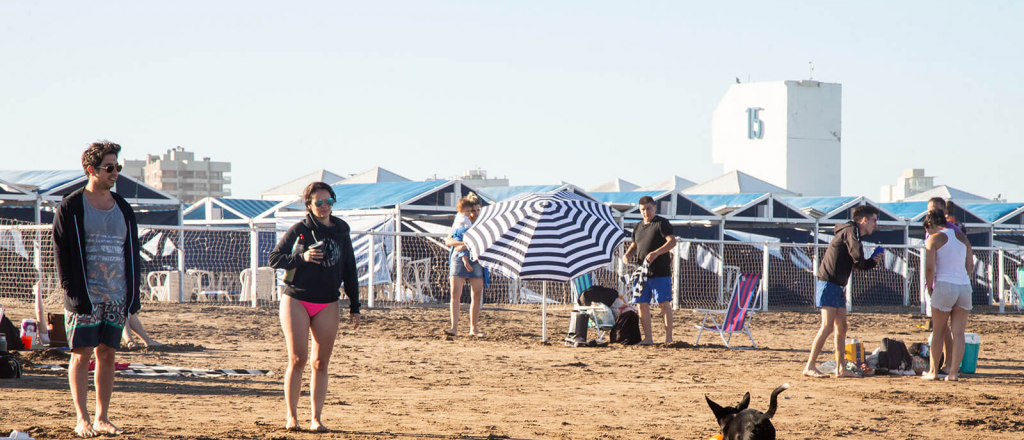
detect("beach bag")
[47,313,68,347]
[0,351,22,379]
[845,339,866,364]
[610,310,641,345]
[566,310,589,341]
[626,262,649,299]
[877,338,913,373]
[0,314,24,351]
[908,342,929,359]
[577,286,619,308]
[911,356,929,375]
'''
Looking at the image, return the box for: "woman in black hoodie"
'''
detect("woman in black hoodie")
[269,181,360,432]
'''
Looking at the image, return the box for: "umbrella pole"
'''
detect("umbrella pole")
[542,281,547,342]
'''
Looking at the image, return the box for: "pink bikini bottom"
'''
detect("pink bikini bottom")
[298,300,330,318]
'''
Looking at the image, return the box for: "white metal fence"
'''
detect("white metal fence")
[3,219,1023,313]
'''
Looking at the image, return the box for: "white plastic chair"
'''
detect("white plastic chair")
[399,257,432,301]
[145,270,199,302]
[239,267,278,302]
[1002,274,1024,313]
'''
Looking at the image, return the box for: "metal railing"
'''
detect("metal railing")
[3,220,1023,314]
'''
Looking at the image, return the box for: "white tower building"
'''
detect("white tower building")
[711,80,842,196]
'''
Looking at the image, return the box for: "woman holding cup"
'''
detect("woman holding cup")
[269,181,360,431]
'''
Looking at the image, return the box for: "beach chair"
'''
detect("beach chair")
[145,270,198,302]
[239,267,278,302]
[146,271,171,301]
[564,273,616,346]
[693,273,762,349]
[1002,274,1024,313]
[399,257,432,301]
[569,272,595,303]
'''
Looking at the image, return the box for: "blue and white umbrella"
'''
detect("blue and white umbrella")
[463,190,626,341]
[464,190,626,282]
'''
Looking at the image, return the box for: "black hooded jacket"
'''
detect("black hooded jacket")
[269,214,360,313]
[52,188,142,316]
[817,221,877,286]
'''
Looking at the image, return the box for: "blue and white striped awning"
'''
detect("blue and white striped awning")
[463,190,626,281]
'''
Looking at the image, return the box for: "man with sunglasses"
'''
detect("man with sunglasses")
[53,141,141,437]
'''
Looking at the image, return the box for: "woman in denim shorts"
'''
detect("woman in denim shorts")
[922,210,974,381]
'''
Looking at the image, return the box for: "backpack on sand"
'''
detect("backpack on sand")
[0,313,25,351]
[877,338,913,373]
[0,351,22,379]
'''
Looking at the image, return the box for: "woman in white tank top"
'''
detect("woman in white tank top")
[922,210,974,381]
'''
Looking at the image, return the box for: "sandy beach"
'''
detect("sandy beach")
[2,302,1023,439]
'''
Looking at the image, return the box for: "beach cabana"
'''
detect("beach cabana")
[184,197,284,226]
[687,193,817,243]
[0,170,182,225]
[271,180,487,305]
[609,191,722,239]
[589,190,665,212]
[880,201,992,246]
[588,178,638,193]
[783,196,907,244]
[965,202,1024,247]
[480,184,597,203]
[966,203,1024,232]
[0,176,40,223]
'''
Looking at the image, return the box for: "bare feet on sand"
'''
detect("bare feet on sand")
[92,419,123,435]
[802,369,826,378]
[835,369,859,378]
[311,420,329,432]
[921,372,940,380]
[285,417,299,431]
[637,340,654,346]
[944,374,960,381]
[75,419,97,438]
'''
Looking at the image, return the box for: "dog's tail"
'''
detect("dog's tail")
[760,383,790,422]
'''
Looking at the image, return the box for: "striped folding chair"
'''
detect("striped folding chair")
[693,273,762,349]
[569,272,595,304]
[1002,274,1024,313]
[564,272,618,345]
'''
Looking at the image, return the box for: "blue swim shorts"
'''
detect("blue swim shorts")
[815,280,846,309]
[633,276,672,304]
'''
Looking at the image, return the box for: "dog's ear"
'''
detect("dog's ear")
[735,392,750,410]
[705,395,728,422]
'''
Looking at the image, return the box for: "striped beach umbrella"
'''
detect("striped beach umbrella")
[463,190,626,281]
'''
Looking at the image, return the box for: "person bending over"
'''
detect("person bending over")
[802,205,882,378]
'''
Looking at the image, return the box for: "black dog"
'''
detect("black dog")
[705,383,789,440]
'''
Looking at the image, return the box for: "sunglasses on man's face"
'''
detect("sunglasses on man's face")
[314,198,336,207]
[97,164,122,174]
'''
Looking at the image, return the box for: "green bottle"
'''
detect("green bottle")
[283,234,305,282]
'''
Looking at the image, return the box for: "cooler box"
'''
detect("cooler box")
[961,333,980,374]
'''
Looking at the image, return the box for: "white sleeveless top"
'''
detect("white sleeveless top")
[935,228,971,285]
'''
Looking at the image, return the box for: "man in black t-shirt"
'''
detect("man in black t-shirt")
[622,196,677,345]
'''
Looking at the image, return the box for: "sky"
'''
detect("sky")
[2,1,1022,202]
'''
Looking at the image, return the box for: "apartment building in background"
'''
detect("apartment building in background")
[121,146,231,203]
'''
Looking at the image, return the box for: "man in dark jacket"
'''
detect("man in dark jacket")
[53,141,141,437]
[802,205,882,378]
